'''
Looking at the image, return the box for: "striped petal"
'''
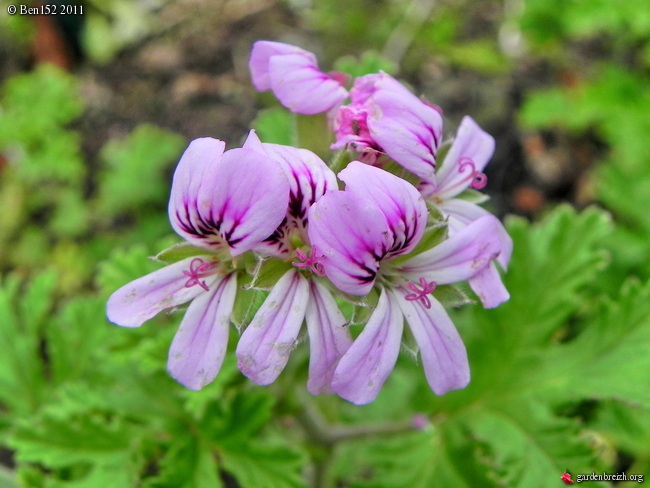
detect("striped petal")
[397,215,504,284]
[249,40,317,91]
[434,116,495,200]
[170,138,290,256]
[439,198,512,269]
[331,288,403,405]
[106,256,213,328]
[339,162,427,257]
[305,280,352,394]
[167,273,237,390]
[395,291,469,395]
[236,270,310,385]
[366,74,442,181]
[244,131,337,256]
[468,263,510,309]
[308,190,391,295]
[269,54,348,114]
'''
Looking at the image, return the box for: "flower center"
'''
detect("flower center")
[183,258,219,291]
[458,157,487,190]
[292,247,326,276]
[404,277,437,309]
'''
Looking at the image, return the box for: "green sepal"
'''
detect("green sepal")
[349,287,380,326]
[248,257,294,291]
[153,241,209,264]
[456,188,490,204]
[433,284,474,308]
[328,149,352,176]
[380,158,421,188]
[232,287,269,328]
[425,200,445,222]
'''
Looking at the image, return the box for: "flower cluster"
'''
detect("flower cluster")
[107,40,512,405]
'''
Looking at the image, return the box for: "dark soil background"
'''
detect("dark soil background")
[2,0,601,220]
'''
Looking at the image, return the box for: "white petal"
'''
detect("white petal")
[167,273,238,390]
[305,281,352,394]
[236,270,310,385]
[395,291,469,395]
[332,288,403,405]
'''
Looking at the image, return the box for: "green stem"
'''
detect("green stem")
[296,393,422,488]
[327,149,350,177]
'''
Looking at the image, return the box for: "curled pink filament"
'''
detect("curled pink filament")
[458,157,488,190]
[183,258,217,291]
[292,247,326,276]
[404,277,437,309]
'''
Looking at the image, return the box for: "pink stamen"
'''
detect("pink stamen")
[183,258,217,291]
[404,277,437,309]
[292,247,326,276]
[458,157,488,190]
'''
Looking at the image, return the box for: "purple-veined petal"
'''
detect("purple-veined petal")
[236,270,310,385]
[308,190,391,295]
[258,140,337,228]
[368,86,442,182]
[349,72,413,105]
[106,256,214,328]
[249,40,317,92]
[397,215,504,284]
[244,131,338,256]
[332,288,403,405]
[339,162,427,257]
[433,116,495,200]
[171,141,290,256]
[395,291,469,395]
[468,262,510,308]
[269,54,349,114]
[305,280,352,394]
[167,273,237,390]
[439,199,512,269]
[169,138,227,251]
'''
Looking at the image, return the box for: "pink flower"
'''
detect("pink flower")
[107,136,290,390]
[420,116,512,308]
[234,132,352,394]
[332,72,443,181]
[249,40,349,115]
[308,162,505,404]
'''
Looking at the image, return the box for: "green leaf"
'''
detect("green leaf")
[331,429,487,488]
[204,390,275,445]
[154,241,210,264]
[9,413,139,488]
[220,443,307,488]
[96,124,184,216]
[0,273,52,414]
[462,402,602,488]
[47,296,113,384]
[96,244,161,295]
[547,279,650,406]
[143,439,223,488]
[252,108,295,146]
